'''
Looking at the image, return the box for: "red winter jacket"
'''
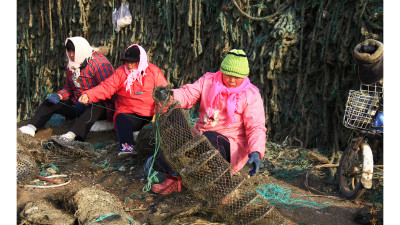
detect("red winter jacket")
[84,63,168,123]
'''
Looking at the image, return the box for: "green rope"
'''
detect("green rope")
[39,164,59,177]
[91,141,110,150]
[92,158,111,172]
[256,183,331,209]
[86,213,136,225]
[142,91,171,192]
[124,192,136,203]
[56,100,151,122]
[85,103,94,123]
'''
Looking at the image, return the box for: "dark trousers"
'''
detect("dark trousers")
[153,130,231,174]
[115,113,152,148]
[28,99,106,141]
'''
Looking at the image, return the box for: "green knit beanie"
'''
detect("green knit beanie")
[220,49,249,78]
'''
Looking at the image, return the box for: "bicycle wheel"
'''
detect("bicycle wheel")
[338,144,366,199]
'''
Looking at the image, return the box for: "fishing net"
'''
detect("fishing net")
[135,123,157,162]
[16,132,45,184]
[136,86,287,224]
[41,136,102,164]
[19,199,75,225]
[73,187,135,225]
[18,186,137,225]
[16,131,103,184]
[17,147,39,185]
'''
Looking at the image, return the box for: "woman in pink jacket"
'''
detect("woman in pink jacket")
[151,49,267,194]
[79,44,168,158]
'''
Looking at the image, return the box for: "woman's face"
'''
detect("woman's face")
[222,73,245,88]
[125,61,139,71]
[67,50,75,62]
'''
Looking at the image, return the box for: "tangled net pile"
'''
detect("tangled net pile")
[17,132,137,224]
[19,187,136,224]
[16,131,102,185]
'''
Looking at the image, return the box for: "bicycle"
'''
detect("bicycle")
[338,40,383,199]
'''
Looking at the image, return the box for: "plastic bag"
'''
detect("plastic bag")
[112,2,132,32]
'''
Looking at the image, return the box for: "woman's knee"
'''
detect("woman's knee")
[203,130,219,139]
[115,113,131,124]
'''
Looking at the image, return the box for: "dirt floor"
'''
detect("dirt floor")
[16,120,383,225]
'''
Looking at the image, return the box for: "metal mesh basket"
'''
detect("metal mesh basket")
[360,82,383,97]
[343,89,380,132]
[144,86,286,224]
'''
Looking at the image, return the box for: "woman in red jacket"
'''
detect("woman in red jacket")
[79,44,168,158]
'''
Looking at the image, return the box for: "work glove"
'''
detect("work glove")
[248,152,261,177]
[154,86,175,107]
[47,94,61,104]
[75,102,86,115]
[158,87,173,101]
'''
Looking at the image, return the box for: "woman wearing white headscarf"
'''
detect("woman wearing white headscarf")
[19,36,114,141]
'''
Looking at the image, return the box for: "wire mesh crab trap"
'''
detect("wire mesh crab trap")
[145,86,286,224]
[343,83,383,132]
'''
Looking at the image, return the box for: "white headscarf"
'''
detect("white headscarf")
[65,37,93,87]
[123,44,148,93]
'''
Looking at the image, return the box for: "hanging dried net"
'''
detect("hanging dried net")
[17,0,383,154]
[136,86,287,224]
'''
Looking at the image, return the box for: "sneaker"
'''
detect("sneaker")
[59,131,76,142]
[151,174,182,195]
[118,143,138,159]
[19,124,36,137]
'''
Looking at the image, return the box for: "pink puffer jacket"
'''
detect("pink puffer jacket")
[173,72,267,172]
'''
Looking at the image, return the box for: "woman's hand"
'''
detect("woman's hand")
[166,94,177,107]
[78,94,91,105]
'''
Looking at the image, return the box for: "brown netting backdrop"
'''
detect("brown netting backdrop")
[17,0,383,154]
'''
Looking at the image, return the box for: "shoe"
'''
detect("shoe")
[151,174,182,195]
[118,143,138,159]
[19,124,36,137]
[59,131,76,142]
